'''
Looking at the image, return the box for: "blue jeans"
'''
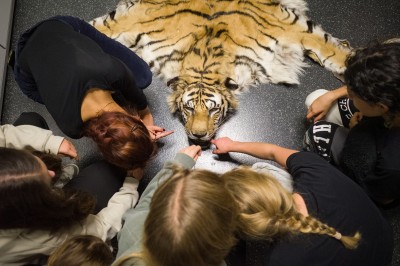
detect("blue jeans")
[13,15,152,104]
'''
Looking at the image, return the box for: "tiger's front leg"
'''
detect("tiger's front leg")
[301,32,352,77]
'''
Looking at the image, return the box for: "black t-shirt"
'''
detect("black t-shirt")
[265,152,393,266]
[18,20,148,138]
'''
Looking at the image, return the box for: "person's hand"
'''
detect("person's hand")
[306,92,336,122]
[146,125,174,141]
[211,137,235,154]
[138,107,154,126]
[179,145,202,161]
[127,168,144,181]
[349,112,363,129]
[58,139,78,159]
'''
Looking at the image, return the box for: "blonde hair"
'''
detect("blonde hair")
[47,235,113,266]
[115,165,238,266]
[221,167,361,249]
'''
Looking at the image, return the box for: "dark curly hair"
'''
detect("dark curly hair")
[83,111,157,170]
[344,39,400,114]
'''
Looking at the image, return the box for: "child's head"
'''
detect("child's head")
[221,166,295,240]
[0,148,95,232]
[83,111,156,170]
[221,167,361,249]
[344,39,400,118]
[118,166,238,266]
[47,235,113,266]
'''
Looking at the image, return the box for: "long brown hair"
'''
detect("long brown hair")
[221,167,361,249]
[115,165,238,266]
[0,148,95,232]
[83,111,156,170]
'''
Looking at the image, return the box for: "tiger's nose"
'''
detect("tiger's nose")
[193,132,207,138]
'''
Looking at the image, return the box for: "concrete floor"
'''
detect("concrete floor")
[1,0,399,265]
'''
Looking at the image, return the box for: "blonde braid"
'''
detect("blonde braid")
[279,214,361,249]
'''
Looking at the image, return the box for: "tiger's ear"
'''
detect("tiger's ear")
[224,78,239,90]
[167,77,180,90]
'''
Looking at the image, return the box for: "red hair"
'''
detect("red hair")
[83,112,156,169]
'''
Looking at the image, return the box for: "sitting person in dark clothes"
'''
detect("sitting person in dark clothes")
[212,137,393,266]
[12,15,173,172]
[304,38,400,208]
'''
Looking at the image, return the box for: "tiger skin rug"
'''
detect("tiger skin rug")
[91,0,351,146]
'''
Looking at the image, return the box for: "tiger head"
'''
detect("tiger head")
[167,77,239,147]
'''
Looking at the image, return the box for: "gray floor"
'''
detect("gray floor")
[1,0,399,265]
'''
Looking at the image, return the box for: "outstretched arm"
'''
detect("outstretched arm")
[306,85,348,122]
[0,124,78,159]
[90,176,140,241]
[211,137,297,168]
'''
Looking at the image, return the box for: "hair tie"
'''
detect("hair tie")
[131,125,139,133]
[333,232,342,240]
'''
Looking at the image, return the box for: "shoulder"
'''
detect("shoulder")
[286,151,337,178]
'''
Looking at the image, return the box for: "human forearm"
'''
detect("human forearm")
[317,85,349,104]
[306,85,349,121]
[212,137,298,168]
[96,176,140,239]
[228,141,275,158]
[232,142,297,167]
[330,85,348,100]
[0,124,64,154]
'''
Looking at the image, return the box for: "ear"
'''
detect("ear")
[224,78,239,90]
[48,170,55,178]
[378,102,390,114]
[167,77,180,89]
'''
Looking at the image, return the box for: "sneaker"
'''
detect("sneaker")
[54,164,79,188]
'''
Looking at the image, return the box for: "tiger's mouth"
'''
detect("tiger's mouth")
[189,138,212,149]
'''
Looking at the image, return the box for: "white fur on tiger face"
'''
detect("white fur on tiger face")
[91,0,352,144]
[167,78,238,144]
